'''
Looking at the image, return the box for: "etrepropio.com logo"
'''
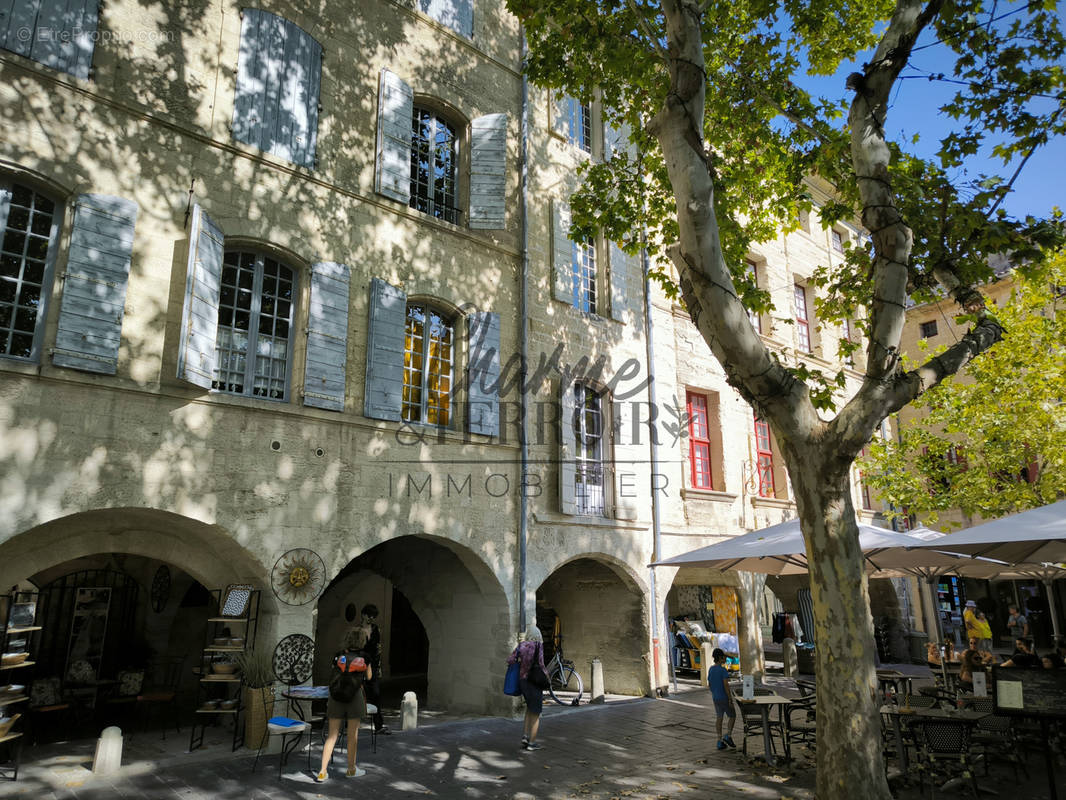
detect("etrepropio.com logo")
[12,26,177,45]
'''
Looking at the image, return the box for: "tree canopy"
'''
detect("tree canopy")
[863,249,1066,525]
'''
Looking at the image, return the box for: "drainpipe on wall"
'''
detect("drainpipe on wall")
[517,30,531,634]
[641,238,665,694]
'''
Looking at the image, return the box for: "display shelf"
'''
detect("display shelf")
[1,591,40,782]
[207,617,249,624]
[0,663,35,672]
[0,734,22,746]
[195,708,238,714]
[200,676,242,683]
[0,696,27,709]
[2,628,41,635]
[204,646,245,653]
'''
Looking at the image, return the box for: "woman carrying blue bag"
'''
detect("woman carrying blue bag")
[506,625,549,750]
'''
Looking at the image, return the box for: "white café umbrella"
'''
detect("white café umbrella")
[907,499,1066,636]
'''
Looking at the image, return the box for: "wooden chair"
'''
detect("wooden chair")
[25,678,71,746]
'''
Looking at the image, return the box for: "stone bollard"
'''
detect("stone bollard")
[699,642,714,687]
[782,637,797,678]
[590,658,605,704]
[401,690,418,730]
[92,726,123,776]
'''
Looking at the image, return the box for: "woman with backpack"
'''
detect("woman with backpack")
[506,625,549,750]
[316,626,371,782]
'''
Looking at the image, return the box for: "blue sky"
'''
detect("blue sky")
[794,16,1064,221]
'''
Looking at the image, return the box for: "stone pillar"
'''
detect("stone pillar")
[782,637,797,678]
[92,726,123,775]
[590,658,605,704]
[699,642,713,687]
[736,571,766,682]
[401,691,418,730]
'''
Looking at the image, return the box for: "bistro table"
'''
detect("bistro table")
[735,694,793,766]
[880,704,989,772]
[875,669,914,699]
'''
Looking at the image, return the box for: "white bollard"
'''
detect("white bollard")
[700,642,714,687]
[590,658,605,704]
[92,726,123,775]
[782,637,797,678]
[401,690,418,730]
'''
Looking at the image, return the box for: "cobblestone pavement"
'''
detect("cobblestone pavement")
[1,680,1060,799]
[0,685,817,799]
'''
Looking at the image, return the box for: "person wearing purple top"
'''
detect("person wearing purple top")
[507,625,548,750]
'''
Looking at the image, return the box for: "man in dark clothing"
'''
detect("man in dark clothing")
[1002,637,1042,668]
[361,604,390,734]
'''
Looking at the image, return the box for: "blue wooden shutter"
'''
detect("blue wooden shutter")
[466,310,500,437]
[303,261,350,411]
[469,113,506,230]
[375,70,413,204]
[609,242,627,322]
[52,194,137,374]
[233,9,322,169]
[176,205,224,389]
[363,277,406,421]
[1,0,99,79]
[420,0,472,38]
[551,200,573,304]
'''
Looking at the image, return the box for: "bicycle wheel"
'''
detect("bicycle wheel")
[548,663,584,706]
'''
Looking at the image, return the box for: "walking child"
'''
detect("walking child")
[708,648,736,750]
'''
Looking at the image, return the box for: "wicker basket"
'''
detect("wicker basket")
[244,686,272,749]
[0,653,29,667]
[0,714,21,738]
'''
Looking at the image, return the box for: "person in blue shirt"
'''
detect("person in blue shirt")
[708,647,736,750]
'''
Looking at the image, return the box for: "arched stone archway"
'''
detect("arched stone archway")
[315,533,512,715]
[534,553,650,697]
[0,508,274,613]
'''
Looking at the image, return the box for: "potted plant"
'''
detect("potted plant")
[233,648,274,748]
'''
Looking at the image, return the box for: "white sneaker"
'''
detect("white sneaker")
[346,767,366,778]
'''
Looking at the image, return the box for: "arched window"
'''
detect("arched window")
[212,251,295,400]
[0,181,59,360]
[410,107,459,224]
[402,304,454,426]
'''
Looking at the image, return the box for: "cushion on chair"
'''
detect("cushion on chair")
[267,716,304,728]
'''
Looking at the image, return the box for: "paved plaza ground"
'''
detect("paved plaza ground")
[0,675,1061,799]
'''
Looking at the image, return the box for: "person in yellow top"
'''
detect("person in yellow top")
[963,600,994,653]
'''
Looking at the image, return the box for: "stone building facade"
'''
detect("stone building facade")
[0,0,895,717]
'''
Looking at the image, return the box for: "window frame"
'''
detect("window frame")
[793,283,812,354]
[573,381,607,516]
[211,249,297,402]
[919,319,938,339]
[409,105,462,225]
[571,236,598,314]
[745,259,762,333]
[754,414,776,498]
[563,96,592,153]
[831,229,845,253]
[686,391,713,490]
[401,302,456,428]
[0,179,62,364]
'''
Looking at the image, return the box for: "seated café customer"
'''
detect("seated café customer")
[1002,637,1042,668]
[959,639,991,691]
[1042,652,1065,669]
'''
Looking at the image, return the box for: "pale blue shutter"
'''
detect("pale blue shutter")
[0,0,98,79]
[551,200,573,304]
[420,0,472,38]
[363,277,406,421]
[303,261,350,411]
[52,194,138,374]
[176,205,224,389]
[375,70,413,204]
[609,242,627,322]
[233,9,322,169]
[34,0,97,78]
[559,380,577,515]
[466,311,499,437]
[469,113,506,230]
[551,93,570,139]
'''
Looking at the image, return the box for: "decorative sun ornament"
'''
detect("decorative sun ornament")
[271,548,326,606]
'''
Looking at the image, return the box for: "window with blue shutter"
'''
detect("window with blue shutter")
[0,180,61,362]
[419,0,473,38]
[0,0,99,79]
[52,194,138,374]
[466,310,499,437]
[553,95,591,153]
[177,205,224,389]
[303,261,350,411]
[469,114,506,230]
[375,70,414,204]
[364,277,407,421]
[233,9,322,170]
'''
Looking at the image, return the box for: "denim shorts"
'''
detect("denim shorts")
[713,697,735,717]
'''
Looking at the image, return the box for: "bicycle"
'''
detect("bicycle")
[545,635,583,706]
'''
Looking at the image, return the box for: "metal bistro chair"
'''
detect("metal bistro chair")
[253,686,313,778]
[787,694,817,749]
[733,693,786,760]
[911,718,980,798]
[965,697,1028,781]
[137,657,185,739]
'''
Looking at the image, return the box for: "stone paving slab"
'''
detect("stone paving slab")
[1,682,1060,799]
